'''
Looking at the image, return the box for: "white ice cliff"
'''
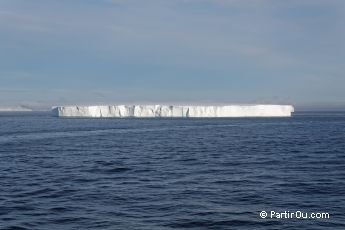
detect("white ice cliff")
[52,105,294,117]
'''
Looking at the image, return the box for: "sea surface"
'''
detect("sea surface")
[0,112,344,229]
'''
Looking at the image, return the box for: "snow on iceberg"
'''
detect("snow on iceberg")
[52,105,294,118]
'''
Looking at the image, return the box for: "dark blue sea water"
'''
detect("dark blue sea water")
[0,112,344,230]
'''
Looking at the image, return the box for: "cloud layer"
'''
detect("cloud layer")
[0,0,344,109]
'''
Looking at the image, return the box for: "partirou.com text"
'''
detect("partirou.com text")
[260,210,330,219]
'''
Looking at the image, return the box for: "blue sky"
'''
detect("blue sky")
[0,0,344,109]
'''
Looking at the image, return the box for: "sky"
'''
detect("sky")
[0,0,344,110]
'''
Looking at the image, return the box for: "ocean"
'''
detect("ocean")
[0,112,344,229]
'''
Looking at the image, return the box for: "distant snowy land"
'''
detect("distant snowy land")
[0,106,33,112]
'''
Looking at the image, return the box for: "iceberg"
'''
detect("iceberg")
[52,105,294,118]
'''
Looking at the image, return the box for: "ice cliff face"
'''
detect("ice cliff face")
[52,105,294,117]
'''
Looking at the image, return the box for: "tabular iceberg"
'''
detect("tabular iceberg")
[52,105,294,118]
